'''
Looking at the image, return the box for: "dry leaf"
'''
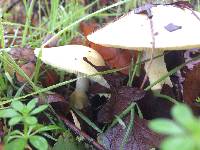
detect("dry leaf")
[98,115,163,150]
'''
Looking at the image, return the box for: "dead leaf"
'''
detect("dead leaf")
[98,115,163,150]
[16,62,35,83]
[40,69,59,87]
[182,49,200,113]
[42,34,60,48]
[85,58,145,123]
[70,36,84,45]
[38,93,69,115]
[80,21,134,75]
[9,48,35,63]
[183,63,200,113]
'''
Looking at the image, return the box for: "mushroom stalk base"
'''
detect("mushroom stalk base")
[144,50,173,91]
[70,74,89,110]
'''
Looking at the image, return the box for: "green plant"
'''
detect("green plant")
[149,104,200,150]
[0,98,60,150]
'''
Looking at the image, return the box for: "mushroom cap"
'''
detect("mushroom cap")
[87,5,200,51]
[34,45,109,88]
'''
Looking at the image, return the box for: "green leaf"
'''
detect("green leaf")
[52,131,85,150]
[8,116,22,126]
[5,138,27,150]
[11,101,24,113]
[161,136,195,150]
[25,116,37,125]
[29,135,48,150]
[30,105,48,115]
[36,125,61,133]
[0,109,19,118]
[149,119,184,135]
[27,98,38,112]
[172,104,194,128]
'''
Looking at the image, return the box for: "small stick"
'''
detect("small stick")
[59,115,105,150]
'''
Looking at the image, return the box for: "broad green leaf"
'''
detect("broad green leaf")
[7,130,23,137]
[161,136,195,150]
[0,109,19,118]
[172,104,195,129]
[11,101,24,113]
[4,130,23,143]
[25,116,37,125]
[30,105,48,115]
[149,119,184,135]
[27,98,38,112]
[29,135,48,150]
[5,138,26,150]
[8,116,22,126]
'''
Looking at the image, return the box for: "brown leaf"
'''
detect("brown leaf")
[9,48,35,62]
[98,115,163,150]
[80,21,134,75]
[38,93,66,104]
[38,93,69,115]
[70,36,84,45]
[182,49,200,113]
[40,69,59,87]
[97,86,145,123]
[16,62,35,83]
[42,34,60,48]
[183,63,200,113]
[85,58,145,123]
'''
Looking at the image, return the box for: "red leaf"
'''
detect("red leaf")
[80,21,134,75]
[16,62,35,83]
[98,115,163,150]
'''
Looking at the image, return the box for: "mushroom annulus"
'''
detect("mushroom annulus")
[34,45,109,109]
[87,4,200,92]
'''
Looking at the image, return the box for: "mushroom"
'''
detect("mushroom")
[87,4,200,91]
[34,45,109,109]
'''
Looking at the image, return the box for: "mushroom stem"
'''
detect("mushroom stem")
[75,74,89,92]
[143,49,173,92]
[70,74,89,109]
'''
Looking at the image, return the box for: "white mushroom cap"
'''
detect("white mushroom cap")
[87,4,200,91]
[87,5,200,50]
[34,45,109,88]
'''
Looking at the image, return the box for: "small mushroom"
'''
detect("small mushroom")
[34,45,109,109]
[87,5,200,91]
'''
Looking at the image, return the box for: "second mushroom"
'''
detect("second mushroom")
[87,4,200,92]
[34,45,109,109]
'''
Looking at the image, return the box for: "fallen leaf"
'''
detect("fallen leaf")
[42,34,60,48]
[40,69,59,87]
[97,86,145,123]
[38,93,69,115]
[16,62,35,83]
[98,115,163,150]
[70,36,84,45]
[182,49,200,113]
[9,48,35,63]
[183,63,200,113]
[80,21,134,75]
[85,58,145,123]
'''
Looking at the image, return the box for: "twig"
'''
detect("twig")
[59,115,105,150]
